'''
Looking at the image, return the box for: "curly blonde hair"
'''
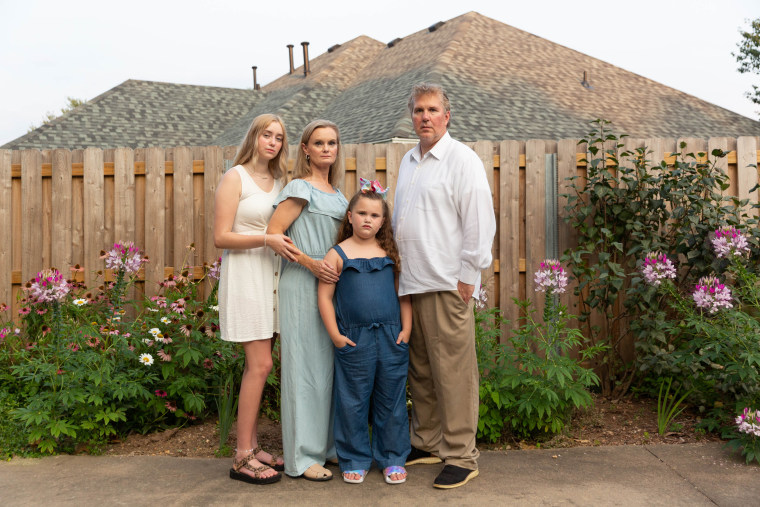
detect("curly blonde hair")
[336,191,401,273]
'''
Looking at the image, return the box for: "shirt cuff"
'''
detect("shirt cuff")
[459,265,480,286]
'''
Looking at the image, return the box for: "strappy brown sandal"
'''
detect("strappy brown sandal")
[229,451,281,485]
[253,445,285,472]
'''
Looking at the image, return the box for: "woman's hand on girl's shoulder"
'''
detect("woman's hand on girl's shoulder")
[266,234,298,262]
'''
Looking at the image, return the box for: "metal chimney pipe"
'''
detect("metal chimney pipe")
[287,44,295,74]
[252,66,260,90]
[301,41,310,76]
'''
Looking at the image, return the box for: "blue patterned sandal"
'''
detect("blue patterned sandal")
[384,466,407,485]
[342,470,367,484]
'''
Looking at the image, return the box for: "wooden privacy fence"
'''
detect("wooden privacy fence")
[1,137,759,338]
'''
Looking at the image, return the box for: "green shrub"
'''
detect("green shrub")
[0,243,248,454]
[476,265,604,442]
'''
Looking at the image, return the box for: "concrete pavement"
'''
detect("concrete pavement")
[2,442,758,506]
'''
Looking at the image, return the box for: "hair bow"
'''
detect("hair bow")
[359,178,389,198]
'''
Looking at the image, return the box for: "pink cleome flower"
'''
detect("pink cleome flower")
[534,259,568,294]
[25,268,70,303]
[711,226,750,259]
[735,407,760,437]
[207,257,222,281]
[693,275,733,314]
[641,251,677,286]
[101,241,148,275]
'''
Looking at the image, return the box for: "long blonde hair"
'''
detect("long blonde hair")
[292,119,344,186]
[232,114,288,181]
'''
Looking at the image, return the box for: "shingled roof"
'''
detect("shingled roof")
[6,11,759,150]
[216,11,760,144]
[3,80,261,149]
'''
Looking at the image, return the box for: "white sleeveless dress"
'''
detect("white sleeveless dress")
[218,165,282,342]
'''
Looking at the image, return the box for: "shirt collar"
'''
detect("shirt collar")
[411,131,452,162]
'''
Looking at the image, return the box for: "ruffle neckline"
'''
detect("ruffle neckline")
[342,256,395,273]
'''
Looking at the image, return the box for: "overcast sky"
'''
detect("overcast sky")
[1,0,758,146]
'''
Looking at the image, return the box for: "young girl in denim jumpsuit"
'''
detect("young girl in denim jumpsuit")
[318,180,412,485]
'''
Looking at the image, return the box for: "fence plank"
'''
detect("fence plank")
[0,150,11,307]
[474,140,495,307]
[173,147,194,270]
[737,137,759,216]
[384,144,410,211]
[557,138,580,321]
[144,147,166,297]
[21,150,43,283]
[51,149,72,272]
[83,148,104,290]
[707,137,730,176]
[525,140,546,314]
[204,146,224,266]
[113,148,135,243]
[356,143,376,186]
[499,141,521,335]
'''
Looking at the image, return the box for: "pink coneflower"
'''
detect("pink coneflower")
[165,401,177,412]
[157,349,172,362]
[0,303,7,312]
[150,296,167,308]
[56,369,64,375]
[203,358,213,370]
[155,389,167,398]
[19,307,30,315]
[26,342,36,350]
[534,259,568,294]
[179,324,193,337]
[693,275,733,314]
[41,325,52,336]
[641,251,677,286]
[36,308,48,315]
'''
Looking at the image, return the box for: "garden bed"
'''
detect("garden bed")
[103,394,720,458]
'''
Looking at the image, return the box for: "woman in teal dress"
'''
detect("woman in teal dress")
[268,119,348,480]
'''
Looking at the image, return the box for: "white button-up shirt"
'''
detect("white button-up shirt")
[392,132,496,297]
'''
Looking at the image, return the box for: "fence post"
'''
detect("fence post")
[51,149,72,273]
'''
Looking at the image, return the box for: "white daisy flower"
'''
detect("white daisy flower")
[149,328,161,336]
[139,353,154,366]
[73,298,87,306]
[160,317,170,324]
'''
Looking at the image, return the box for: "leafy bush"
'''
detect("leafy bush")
[561,120,757,398]
[476,262,604,442]
[0,243,249,454]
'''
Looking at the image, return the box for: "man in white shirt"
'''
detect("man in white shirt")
[392,83,496,489]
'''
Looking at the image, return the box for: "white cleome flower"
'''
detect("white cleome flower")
[139,353,154,366]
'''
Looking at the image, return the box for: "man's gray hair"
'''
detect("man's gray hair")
[407,83,451,116]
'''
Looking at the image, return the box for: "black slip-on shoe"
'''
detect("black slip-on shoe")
[405,446,443,465]
[433,465,479,489]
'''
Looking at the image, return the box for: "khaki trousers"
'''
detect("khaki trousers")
[408,290,480,470]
